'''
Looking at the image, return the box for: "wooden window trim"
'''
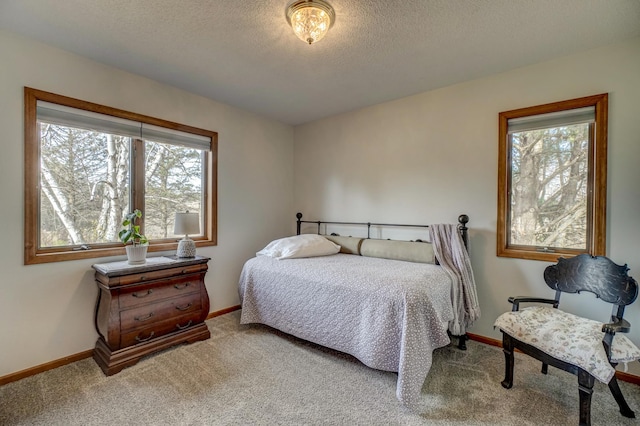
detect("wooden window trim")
[497,93,608,262]
[24,87,218,265]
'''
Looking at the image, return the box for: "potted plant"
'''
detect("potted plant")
[119,209,149,265]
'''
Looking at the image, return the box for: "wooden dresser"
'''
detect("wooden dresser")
[92,255,211,375]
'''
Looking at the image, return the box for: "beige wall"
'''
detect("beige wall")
[0,30,294,377]
[294,38,640,374]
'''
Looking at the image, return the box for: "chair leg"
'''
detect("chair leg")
[608,375,635,418]
[501,334,514,389]
[541,363,548,374]
[457,333,468,350]
[578,369,595,426]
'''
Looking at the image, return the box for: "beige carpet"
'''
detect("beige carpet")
[1,310,639,425]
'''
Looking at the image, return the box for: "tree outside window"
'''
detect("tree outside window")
[497,94,608,262]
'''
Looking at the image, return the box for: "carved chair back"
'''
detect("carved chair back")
[543,254,638,322]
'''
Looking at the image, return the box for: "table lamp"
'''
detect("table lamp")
[174,211,200,258]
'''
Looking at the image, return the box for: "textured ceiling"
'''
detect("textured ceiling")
[1,0,639,125]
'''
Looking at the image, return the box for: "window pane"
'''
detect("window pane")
[39,123,131,248]
[144,140,204,240]
[509,123,589,249]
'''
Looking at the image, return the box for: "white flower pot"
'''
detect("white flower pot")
[126,244,148,265]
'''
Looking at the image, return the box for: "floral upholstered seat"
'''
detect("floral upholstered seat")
[495,306,640,383]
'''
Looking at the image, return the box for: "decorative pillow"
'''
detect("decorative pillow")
[257,234,340,260]
[323,235,363,255]
[359,239,435,264]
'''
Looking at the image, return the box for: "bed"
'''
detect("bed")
[238,213,479,407]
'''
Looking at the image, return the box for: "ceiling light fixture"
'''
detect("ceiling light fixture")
[285,0,335,45]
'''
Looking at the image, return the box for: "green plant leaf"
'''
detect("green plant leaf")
[119,210,147,245]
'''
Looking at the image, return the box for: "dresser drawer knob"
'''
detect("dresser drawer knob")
[134,312,154,322]
[173,282,191,290]
[176,320,193,330]
[132,289,153,298]
[175,303,193,311]
[135,331,155,343]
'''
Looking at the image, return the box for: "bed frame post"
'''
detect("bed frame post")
[296,212,303,235]
[457,214,470,351]
[458,214,469,251]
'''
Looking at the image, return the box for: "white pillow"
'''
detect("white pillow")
[257,234,340,259]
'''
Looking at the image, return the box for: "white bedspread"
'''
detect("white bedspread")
[238,253,454,406]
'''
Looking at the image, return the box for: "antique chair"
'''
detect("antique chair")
[494,254,640,426]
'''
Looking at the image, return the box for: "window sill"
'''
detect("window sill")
[25,239,217,265]
[497,246,593,262]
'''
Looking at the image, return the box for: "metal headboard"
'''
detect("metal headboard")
[296,212,470,250]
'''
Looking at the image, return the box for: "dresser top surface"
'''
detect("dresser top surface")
[92,255,210,277]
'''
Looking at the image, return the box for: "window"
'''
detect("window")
[24,87,218,264]
[497,94,608,261]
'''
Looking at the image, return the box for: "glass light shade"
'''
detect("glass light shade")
[286,0,335,45]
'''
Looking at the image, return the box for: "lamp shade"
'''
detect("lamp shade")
[174,212,200,236]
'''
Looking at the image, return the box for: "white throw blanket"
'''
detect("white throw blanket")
[429,224,481,335]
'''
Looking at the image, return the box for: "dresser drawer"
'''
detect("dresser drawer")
[118,273,202,309]
[120,311,203,348]
[116,263,207,286]
[120,293,202,332]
